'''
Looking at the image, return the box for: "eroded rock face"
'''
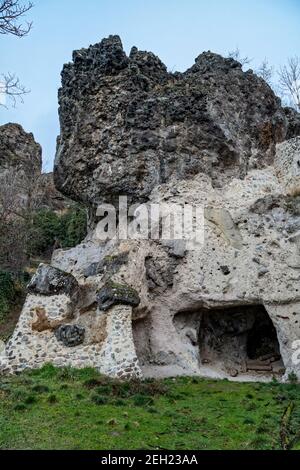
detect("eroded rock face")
[54,35,299,208]
[2,37,300,382]
[0,123,70,212]
[0,123,42,174]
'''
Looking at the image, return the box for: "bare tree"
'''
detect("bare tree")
[278,57,300,111]
[256,58,273,85]
[0,0,33,107]
[0,72,29,107]
[228,47,252,67]
[0,166,44,273]
[0,0,33,36]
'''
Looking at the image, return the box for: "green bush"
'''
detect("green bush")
[27,206,87,256]
[27,210,61,256]
[0,271,16,323]
[59,207,87,249]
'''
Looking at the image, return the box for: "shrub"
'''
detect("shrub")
[0,271,16,323]
[91,394,108,405]
[27,209,61,256]
[59,207,87,248]
[26,206,87,257]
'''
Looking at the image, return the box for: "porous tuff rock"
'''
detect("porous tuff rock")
[54,35,300,208]
[27,263,79,299]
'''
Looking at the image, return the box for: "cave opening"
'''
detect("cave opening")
[175,304,285,377]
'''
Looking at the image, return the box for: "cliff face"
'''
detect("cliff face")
[0,123,68,212]
[3,37,300,382]
[55,35,300,207]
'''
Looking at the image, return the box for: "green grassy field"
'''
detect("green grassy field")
[0,365,299,450]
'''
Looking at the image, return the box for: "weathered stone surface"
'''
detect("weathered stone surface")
[84,251,129,277]
[275,137,300,196]
[27,263,79,299]
[0,123,42,174]
[97,281,140,311]
[54,35,299,208]
[0,123,70,212]
[55,324,85,347]
[205,208,244,250]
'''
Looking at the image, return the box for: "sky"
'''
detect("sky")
[1,0,300,171]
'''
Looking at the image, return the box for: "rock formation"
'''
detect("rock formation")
[0,123,42,174]
[2,36,300,382]
[54,35,300,209]
[0,123,68,212]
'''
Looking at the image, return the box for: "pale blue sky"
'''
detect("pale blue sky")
[1,0,300,170]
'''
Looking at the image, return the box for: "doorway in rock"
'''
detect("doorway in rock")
[198,305,285,377]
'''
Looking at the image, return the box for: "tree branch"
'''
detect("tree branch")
[0,0,33,37]
[0,72,30,107]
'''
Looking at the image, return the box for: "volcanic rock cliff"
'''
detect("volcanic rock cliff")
[2,36,300,382]
[54,35,300,209]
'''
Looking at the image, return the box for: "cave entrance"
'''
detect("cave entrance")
[198,305,285,377]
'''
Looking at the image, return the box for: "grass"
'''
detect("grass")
[0,364,300,450]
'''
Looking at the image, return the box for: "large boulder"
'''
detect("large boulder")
[97,281,140,311]
[54,35,300,208]
[27,263,79,299]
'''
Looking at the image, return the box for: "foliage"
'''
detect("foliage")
[26,206,87,256]
[26,209,62,256]
[0,270,15,323]
[59,207,87,249]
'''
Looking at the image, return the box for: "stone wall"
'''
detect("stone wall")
[0,266,142,379]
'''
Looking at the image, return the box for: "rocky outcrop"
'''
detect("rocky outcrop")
[2,37,300,382]
[0,123,42,174]
[0,123,70,213]
[55,35,299,209]
[38,172,71,212]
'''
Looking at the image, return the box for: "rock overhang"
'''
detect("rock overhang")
[54,35,300,210]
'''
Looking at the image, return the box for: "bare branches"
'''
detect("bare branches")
[0,1,33,107]
[256,58,273,86]
[278,57,300,111]
[0,72,29,107]
[228,47,252,67]
[0,0,33,37]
